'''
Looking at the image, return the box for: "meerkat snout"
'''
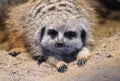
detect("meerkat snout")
[55,33,65,48]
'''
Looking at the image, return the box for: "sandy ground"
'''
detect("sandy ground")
[0,21,120,81]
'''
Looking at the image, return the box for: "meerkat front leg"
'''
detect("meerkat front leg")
[37,55,68,72]
[9,41,27,57]
[9,47,27,57]
[47,56,68,72]
[77,47,91,66]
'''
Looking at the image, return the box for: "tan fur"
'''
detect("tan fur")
[0,0,29,46]
[77,47,92,62]
[6,0,95,72]
[56,61,68,71]
[0,0,29,25]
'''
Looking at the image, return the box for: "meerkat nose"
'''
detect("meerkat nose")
[55,43,64,48]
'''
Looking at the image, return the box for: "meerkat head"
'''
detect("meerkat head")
[34,15,88,55]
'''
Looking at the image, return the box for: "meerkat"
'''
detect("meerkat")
[6,0,95,72]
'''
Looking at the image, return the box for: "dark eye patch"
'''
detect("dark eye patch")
[48,29,58,39]
[64,31,77,39]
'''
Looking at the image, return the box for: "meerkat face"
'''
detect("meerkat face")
[39,19,87,55]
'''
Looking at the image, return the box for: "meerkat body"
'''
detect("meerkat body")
[7,0,95,72]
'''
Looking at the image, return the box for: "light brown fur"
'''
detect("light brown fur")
[0,0,29,27]
[0,0,29,46]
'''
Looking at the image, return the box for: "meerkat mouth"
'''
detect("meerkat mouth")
[55,43,65,48]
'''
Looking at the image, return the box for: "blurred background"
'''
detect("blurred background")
[0,0,120,50]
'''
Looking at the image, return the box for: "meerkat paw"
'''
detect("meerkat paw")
[77,56,88,66]
[77,47,91,66]
[37,56,48,64]
[56,61,68,73]
[9,47,26,57]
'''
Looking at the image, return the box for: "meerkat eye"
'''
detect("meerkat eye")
[64,31,77,39]
[48,29,58,38]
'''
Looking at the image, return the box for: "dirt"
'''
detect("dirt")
[0,20,120,81]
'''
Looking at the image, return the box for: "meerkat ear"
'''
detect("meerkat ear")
[40,27,46,41]
[81,29,86,46]
[81,28,94,49]
[34,26,46,45]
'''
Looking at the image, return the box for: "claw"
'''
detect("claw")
[58,64,67,73]
[9,48,26,57]
[78,58,87,66]
[9,51,21,57]
[56,61,68,73]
